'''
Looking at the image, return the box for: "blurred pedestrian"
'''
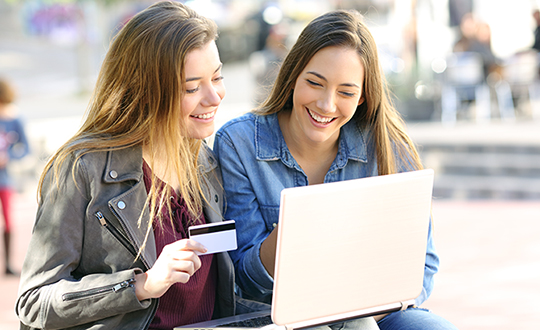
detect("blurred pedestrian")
[454,13,499,79]
[16,1,265,329]
[533,9,540,52]
[250,23,289,104]
[0,78,30,276]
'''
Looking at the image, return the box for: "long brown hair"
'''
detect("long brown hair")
[38,1,218,239]
[254,10,422,174]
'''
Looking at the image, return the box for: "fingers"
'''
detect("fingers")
[165,238,207,254]
[160,246,203,273]
[156,238,206,278]
[143,240,206,298]
[170,253,201,275]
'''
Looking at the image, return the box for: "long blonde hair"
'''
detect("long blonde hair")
[38,1,218,239]
[254,10,422,174]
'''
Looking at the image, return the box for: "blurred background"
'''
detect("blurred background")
[0,0,539,329]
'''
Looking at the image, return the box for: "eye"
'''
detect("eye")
[306,79,322,87]
[213,75,224,83]
[186,86,199,94]
[340,91,355,97]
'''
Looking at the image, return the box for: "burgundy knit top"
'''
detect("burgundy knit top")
[143,162,217,329]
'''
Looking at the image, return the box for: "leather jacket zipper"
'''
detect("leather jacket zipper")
[62,278,135,301]
[95,211,137,256]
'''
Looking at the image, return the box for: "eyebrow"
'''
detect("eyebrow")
[306,71,360,88]
[186,63,223,82]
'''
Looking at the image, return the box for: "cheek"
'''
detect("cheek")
[217,83,226,100]
[293,85,312,109]
[339,100,359,119]
[181,98,196,117]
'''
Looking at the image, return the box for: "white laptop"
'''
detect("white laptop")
[178,169,434,330]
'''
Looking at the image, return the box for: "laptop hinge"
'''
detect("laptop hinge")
[400,301,409,311]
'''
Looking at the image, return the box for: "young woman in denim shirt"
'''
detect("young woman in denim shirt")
[214,10,458,330]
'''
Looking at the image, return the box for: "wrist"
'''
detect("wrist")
[134,272,150,301]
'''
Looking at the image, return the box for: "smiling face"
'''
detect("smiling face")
[289,46,365,146]
[181,41,225,139]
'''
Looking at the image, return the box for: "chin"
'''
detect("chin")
[189,128,214,140]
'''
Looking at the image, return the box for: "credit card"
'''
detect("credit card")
[188,220,237,255]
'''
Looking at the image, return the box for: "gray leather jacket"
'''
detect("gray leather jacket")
[16,145,235,329]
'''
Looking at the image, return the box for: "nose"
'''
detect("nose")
[202,84,225,107]
[316,91,336,114]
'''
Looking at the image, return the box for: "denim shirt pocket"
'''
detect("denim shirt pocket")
[259,205,280,232]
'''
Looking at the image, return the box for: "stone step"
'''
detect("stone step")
[432,174,540,199]
[421,152,540,177]
[419,144,540,155]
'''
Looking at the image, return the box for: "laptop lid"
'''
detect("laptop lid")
[271,169,434,329]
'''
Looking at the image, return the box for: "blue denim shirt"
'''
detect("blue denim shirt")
[213,112,439,306]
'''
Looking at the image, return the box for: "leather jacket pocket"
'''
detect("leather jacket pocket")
[95,211,137,256]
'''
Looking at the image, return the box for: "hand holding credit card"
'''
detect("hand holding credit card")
[188,220,237,255]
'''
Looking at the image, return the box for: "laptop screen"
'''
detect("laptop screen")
[272,169,434,328]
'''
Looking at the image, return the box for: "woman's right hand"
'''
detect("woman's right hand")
[134,239,207,301]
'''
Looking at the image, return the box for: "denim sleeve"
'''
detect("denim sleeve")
[415,217,439,306]
[213,129,274,300]
[393,144,439,306]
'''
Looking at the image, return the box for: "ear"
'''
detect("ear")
[357,95,365,106]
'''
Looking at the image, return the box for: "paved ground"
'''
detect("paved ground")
[1,184,539,330]
[422,200,540,330]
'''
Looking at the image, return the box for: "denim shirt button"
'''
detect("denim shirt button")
[118,201,126,210]
[272,223,277,228]
[109,170,118,179]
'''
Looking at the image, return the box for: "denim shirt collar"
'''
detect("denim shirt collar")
[255,113,368,170]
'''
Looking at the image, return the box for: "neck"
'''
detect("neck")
[278,111,339,185]
[0,104,15,119]
[278,111,339,161]
[142,143,180,191]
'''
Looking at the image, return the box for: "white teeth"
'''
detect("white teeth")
[308,109,333,123]
[193,112,214,119]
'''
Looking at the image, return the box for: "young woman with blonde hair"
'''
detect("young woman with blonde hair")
[16,2,263,329]
[214,9,458,330]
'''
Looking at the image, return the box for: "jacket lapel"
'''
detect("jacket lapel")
[104,147,157,268]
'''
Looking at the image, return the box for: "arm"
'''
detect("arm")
[260,224,278,277]
[395,145,440,306]
[16,159,149,328]
[17,150,209,328]
[213,129,275,300]
[415,217,439,306]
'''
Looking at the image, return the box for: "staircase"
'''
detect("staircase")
[408,121,540,200]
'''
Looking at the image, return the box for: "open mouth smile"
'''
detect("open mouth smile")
[307,108,335,124]
[191,110,216,119]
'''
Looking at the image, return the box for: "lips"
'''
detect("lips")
[191,111,216,119]
[307,108,335,124]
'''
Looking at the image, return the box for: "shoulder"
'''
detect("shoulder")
[342,119,372,143]
[55,146,142,183]
[47,149,108,187]
[199,142,219,173]
[216,112,258,138]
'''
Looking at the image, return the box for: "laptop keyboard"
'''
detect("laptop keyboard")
[217,315,273,328]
